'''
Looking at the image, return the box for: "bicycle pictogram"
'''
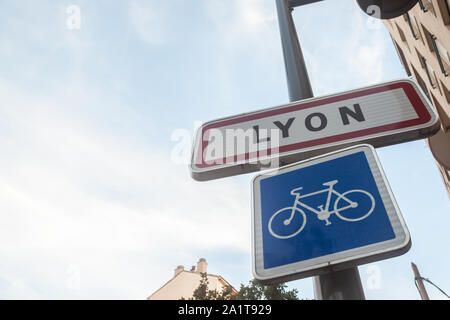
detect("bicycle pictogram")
[268,179,375,239]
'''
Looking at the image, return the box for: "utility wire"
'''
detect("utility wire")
[415,276,450,300]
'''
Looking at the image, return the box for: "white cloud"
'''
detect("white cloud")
[285,1,390,96]
[204,0,277,43]
[129,0,174,45]
[0,79,251,299]
[346,8,386,84]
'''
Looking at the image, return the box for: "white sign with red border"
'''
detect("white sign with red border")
[190,79,439,181]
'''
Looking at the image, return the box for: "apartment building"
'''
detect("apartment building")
[147,258,236,300]
[384,0,450,197]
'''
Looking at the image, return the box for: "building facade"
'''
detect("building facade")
[147,258,236,300]
[384,0,450,197]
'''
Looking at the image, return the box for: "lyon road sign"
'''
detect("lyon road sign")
[190,79,439,181]
[251,144,411,284]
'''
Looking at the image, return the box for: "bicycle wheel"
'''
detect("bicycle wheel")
[334,190,375,222]
[268,207,307,239]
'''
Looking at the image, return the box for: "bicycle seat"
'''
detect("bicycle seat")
[290,187,303,196]
[322,180,339,187]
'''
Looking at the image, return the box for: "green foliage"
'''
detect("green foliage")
[182,274,300,300]
[233,279,300,300]
[184,273,234,301]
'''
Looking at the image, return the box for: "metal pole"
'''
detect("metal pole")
[411,262,430,300]
[275,0,365,300]
[313,268,365,300]
[275,0,313,101]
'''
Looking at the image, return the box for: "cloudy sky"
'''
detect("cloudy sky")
[0,0,449,300]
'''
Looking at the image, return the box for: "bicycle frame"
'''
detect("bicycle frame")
[291,185,354,216]
[269,181,375,239]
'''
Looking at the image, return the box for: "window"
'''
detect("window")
[405,12,422,41]
[438,0,450,24]
[412,65,431,101]
[432,36,450,76]
[405,13,420,40]
[431,93,450,131]
[431,62,442,95]
[419,0,436,15]
[397,23,406,42]
[422,24,435,51]
[396,23,409,51]
[435,38,450,66]
[394,39,412,76]
[422,25,450,76]
[437,165,450,192]
[441,80,450,104]
[421,56,438,89]
[417,48,423,64]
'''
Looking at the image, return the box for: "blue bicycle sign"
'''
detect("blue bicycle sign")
[252,145,410,283]
[268,179,375,239]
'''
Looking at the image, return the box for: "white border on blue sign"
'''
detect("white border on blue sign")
[251,144,411,283]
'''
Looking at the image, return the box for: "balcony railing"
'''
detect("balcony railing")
[405,13,420,40]
[431,35,449,77]
[418,0,435,15]
[421,57,437,88]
